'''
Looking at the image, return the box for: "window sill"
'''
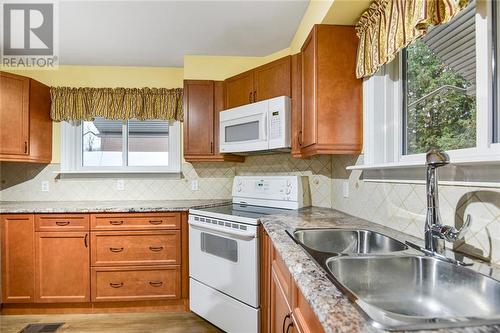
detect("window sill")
[348,155,500,170]
[54,170,182,179]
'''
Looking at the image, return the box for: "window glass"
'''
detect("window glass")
[128,119,169,167]
[82,118,123,167]
[403,1,477,155]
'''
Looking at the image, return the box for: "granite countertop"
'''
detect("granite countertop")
[0,199,231,214]
[260,207,500,333]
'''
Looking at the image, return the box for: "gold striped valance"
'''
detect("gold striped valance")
[50,87,183,122]
[355,0,470,79]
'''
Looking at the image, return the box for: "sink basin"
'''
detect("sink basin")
[327,256,500,330]
[293,229,407,254]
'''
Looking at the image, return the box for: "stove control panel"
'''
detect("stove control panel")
[232,176,309,209]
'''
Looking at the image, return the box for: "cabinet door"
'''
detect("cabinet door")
[1,214,35,303]
[224,70,255,109]
[291,53,303,157]
[301,30,317,148]
[270,266,292,333]
[183,80,215,156]
[0,72,30,155]
[35,232,90,303]
[254,56,291,102]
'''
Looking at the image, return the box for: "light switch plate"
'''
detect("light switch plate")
[116,179,125,191]
[41,181,49,192]
[342,181,349,198]
[191,180,199,191]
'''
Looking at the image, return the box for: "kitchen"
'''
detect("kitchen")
[1,0,500,333]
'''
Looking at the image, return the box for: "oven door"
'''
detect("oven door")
[219,101,268,153]
[188,216,259,307]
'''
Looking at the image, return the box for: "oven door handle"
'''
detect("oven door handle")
[188,220,256,240]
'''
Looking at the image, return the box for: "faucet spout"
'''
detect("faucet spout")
[424,149,449,253]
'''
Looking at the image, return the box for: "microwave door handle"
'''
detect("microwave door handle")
[188,220,256,240]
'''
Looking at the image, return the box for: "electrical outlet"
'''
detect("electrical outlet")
[41,181,49,192]
[342,181,349,198]
[116,179,125,191]
[191,180,199,191]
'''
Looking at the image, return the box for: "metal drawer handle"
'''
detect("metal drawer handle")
[109,282,123,288]
[109,247,124,252]
[149,281,163,287]
[55,221,70,226]
[149,220,163,225]
[109,220,124,225]
[149,246,164,252]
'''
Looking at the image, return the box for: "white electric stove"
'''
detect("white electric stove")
[188,176,308,333]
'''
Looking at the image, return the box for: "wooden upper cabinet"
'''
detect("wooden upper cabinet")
[224,70,255,109]
[1,214,35,303]
[0,73,29,156]
[183,80,214,156]
[183,80,244,162]
[254,56,291,103]
[300,25,362,157]
[224,56,292,110]
[35,231,90,303]
[0,72,52,163]
[291,53,303,158]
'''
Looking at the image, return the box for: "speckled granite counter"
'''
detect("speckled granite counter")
[0,199,231,214]
[260,207,500,333]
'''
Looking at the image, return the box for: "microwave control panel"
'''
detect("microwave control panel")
[270,110,281,139]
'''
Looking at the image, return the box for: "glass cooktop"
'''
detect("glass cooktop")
[197,203,290,220]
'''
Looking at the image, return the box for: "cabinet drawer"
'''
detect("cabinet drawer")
[35,214,89,232]
[91,231,180,266]
[91,265,181,302]
[91,213,181,231]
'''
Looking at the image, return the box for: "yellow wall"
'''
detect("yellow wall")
[184,48,290,80]
[322,0,370,26]
[2,66,184,163]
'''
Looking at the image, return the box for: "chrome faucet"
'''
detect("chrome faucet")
[424,149,471,255]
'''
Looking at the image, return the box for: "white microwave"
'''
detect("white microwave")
[219,96,291,153]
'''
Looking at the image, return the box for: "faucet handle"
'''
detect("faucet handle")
[434,214,472,243]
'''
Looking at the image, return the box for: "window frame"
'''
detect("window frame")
[356,0,500,170]
[60,120,181,173]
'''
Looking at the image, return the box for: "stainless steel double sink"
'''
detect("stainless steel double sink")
[290,228,500,331]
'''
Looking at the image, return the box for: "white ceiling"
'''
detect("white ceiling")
[59,1,309,67]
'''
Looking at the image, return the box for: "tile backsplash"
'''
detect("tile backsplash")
[0,153,332,208]
[2,152,500,263]
[331,155,500,264]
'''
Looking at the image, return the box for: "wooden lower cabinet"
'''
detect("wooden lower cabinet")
[1,214,35,303]
[35,231,90,303]
[91,230,181,266]
[91,265,181,302]
[1,212,187,313]
[263,231,324,333]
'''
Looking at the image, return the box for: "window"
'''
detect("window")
[359,0,500,169]
[62,118,181,173]
[402,4,477,155]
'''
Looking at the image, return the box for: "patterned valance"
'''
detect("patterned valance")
[50,87,183,122]
[355,0,470,79]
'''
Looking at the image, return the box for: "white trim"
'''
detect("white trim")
[60,120,182,174]
[353,1,500,174]
[362,178,500,188]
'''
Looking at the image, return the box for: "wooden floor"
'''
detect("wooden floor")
[0,312,223,333]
